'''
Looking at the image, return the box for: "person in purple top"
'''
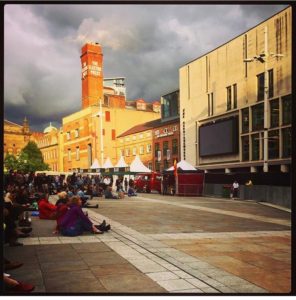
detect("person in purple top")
[59,196,103,236]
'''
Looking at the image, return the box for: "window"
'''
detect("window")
[133,135,136,140]
[139,146,144,155]
[146,144,151,153]
[208,93,213,116]
[125,148,130,156]
[120,139,123,143]
[163,141,169,156]
[146,132,151,137]
[105,111,110,122]
[268,69,274,99]
[155,143,160,157]
[252,103,264,131]
[125,137,130,142]
[242,108,249,133]
[112,129,116,140]
[155,161,160,172]
[139,134,143,139]
[172,125,177,132]
[120,149,124,157]
[148,162,153,170]
[251,134,260,161]
[268,130,279,159]
[233,84,237,109]
[76,147,80,160]
[257,72,264,101]
[270,99,279,128]
[164,160,169,170]
[282,95,291,125]
[242,136,249,161]
[132,147,137,156]
[74,129,79,138]
[226,86,232,110]
[282,127,291,158]
[68,149,71,161]
[66,132,71,140]
[172,139,178,155]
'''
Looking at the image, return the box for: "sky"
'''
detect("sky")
[4,3,288,132]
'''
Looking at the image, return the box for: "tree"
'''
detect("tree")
[4,153,18,171]
[17,141,50,173]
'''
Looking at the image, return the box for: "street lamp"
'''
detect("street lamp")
[244,26,283,172]
[94,98,104,166]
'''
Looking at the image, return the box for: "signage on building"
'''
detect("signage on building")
[155,127,175,139]
[167,149,171,160]
[157,150,161,162]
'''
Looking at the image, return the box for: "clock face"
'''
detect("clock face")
[82,61,102,78]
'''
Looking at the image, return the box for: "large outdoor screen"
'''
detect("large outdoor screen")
[199,117,238,156]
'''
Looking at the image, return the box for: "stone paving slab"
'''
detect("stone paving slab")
[3,194,291,294]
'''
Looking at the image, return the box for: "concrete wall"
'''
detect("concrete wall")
[203,183,291,208]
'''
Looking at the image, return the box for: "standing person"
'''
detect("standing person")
[124,177,128,192]
[232,181,239,198]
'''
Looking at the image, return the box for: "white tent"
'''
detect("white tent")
[114,156,129,168]
[130,155,152,173]
[166,160,197,171]
[103,157,114,169]
[90,159,101,169]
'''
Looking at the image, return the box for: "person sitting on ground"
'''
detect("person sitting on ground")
[38,193,57,220]
[104,186,119,199]
[127,186,137,197]
[59,196,104,236]
[53,191,69,234]
[76,187,90,206]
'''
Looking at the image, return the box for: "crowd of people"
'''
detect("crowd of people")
[3,170,138,293]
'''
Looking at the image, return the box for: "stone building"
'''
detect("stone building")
[62,42,160,172]
[33,123,61,172]
[4,118,31,157]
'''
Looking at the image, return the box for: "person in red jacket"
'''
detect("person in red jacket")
[38,193,57,220]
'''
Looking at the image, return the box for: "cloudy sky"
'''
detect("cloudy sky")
[4,3,288,131]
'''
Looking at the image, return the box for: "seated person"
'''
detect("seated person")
[104,186,119,199]
[76,188,90,206]
[54,191,69,234]
[59,196,103,236]
[38,193,57,220]
[128,187,137,197]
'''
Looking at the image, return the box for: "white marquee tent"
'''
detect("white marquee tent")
[130,155,152,173]
[114,156,129,168]
[90,159,101,169]
[102,157,114,169]
[166,160,197,171]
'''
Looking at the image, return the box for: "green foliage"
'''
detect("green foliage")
[4,153,18,171]
[5,141,50,173]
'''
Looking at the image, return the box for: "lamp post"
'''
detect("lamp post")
[94,98,104,166]
[244,26,283,173]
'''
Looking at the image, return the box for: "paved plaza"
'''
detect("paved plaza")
[4,194,291,294]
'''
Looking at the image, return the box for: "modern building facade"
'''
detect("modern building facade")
[153,90,180,172]
[62,42,160,171]
[179,7,291,174]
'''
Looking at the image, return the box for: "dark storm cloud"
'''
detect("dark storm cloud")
[4,4,288,131]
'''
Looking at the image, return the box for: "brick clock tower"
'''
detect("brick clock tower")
[80,42,103,109]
